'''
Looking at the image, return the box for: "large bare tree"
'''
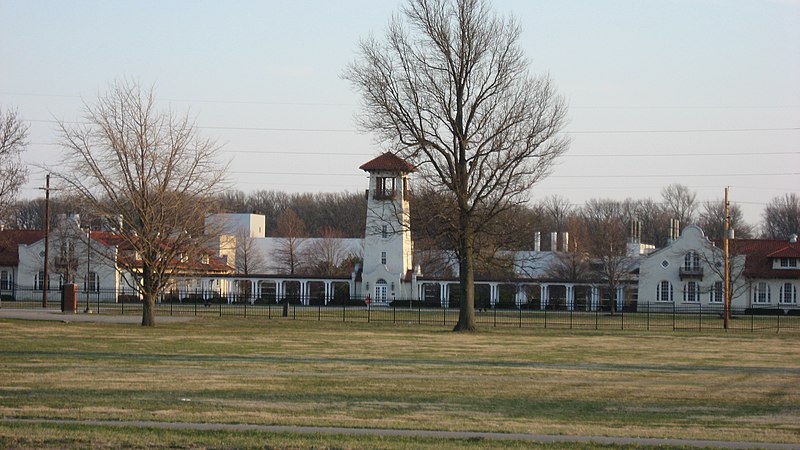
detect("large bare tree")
[345,0,568,331]
[55,81,227,326]
[762,193,800,240]
[0,107,29,224]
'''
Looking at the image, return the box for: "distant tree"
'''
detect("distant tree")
[545,216,591,282]
[0,107,29,225]
[345,0,568,331]
[661,184,697,228]
[630,198,671,248]
[273,208,307,275]
[581,199,637,313]
[302,227,349,277]
[55,81,227,326]
[235,228,267,275]
[762,193,800,240]
[697,199,754,240]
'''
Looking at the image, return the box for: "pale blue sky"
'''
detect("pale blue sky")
[1,0,798,226]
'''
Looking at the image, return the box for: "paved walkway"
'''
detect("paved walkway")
[0,308,195,324]
[4,418,798,449]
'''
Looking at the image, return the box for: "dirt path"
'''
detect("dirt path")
[0,308,195,324]
[5,418,799,449]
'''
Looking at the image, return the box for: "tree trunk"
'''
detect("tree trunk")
[142,293,156,327]
[453,222,477,332]
[141,265,156,327]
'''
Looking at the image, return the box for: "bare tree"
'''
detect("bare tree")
[235,228,267,275]
[581,199,637,314]
[302,227,349,277]
[661,184,697,227]
[762,193,800,240]
[273,208,307,275]
[0,107,29,225]
[344,0,568,331]
[55,81,227,326]
[698,199,754,240]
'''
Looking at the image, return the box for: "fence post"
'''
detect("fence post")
[494,307,497,328]
[620,308,624,331]
[418,303,421,325]
[368,303,371,323]
[672,303,676,331]
[219,301,222,317]
[595,305,599,330]
[318,304,321,321]
[393,306,396,324]
[342,303,345,322]
[698,304,701,332]
[646,302,650,331]
[777,313,781,334]
[544,308,547,329]
[569,308,573,329]
[519,306,522,328]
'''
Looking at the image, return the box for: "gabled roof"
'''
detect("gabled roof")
[0,230,46,266]
[359,152,416,173]
[730,239,800,279]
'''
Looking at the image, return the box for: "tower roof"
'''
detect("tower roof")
[359,152,415,173]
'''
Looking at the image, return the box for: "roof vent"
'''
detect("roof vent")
[790,234,798,243]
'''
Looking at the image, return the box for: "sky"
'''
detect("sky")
[1,0,798,229]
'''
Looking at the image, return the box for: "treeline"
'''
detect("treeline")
[5,185,798,249]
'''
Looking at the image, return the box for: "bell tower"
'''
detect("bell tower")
[359,153,415,304]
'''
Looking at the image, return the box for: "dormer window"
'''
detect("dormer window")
[779,258,798,268]
[201,254,210,265]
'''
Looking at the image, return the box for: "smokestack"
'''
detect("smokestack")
[550,232,558,251]
[534,232,541,252]
[669,219,680,242]
[562,232,569,252]
[630,220,642,243]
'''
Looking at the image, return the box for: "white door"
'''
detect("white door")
[375,279,388,303]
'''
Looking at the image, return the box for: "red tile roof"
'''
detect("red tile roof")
[731,239,800,279]
[359,152,416,173]
[0,230,45,266]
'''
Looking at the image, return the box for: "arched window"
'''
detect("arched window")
[684,251,700,271]
[34,271,47,290]
[780,283,797,304]
[656,281,673,302]
[753,282,770,304]
[683,281,700,302]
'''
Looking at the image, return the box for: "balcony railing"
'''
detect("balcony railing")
[679,266,704,279]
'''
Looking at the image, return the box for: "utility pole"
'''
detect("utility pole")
[39,174,52,308]
[723,187,731,330]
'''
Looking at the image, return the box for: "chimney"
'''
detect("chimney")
[668,219,680,242]
[561,232,569,252]
[534,232,541,252]
[790,234,798,243]
[630,220,642,243]
[550,232,558,251]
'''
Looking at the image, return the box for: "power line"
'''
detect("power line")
[25,119,800,135]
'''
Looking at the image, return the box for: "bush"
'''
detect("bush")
[118,294,140,303]
[495,299,518,310]
[389,299,422,308]
[329,297,367,307]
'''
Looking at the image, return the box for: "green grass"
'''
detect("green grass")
[0,317,798,448]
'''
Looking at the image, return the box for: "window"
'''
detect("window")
[683,281,700,302]
[381,225,388,239]
[375,177,396,200]
[710,281,723,303]
[753,282,770,304]
[684,251,700,270]
[0,270,10,290]
[780,283,797,304]
[86,272,99,292]
[656,281,673,302]
[779,258,798,268]
[34,271,47,290]
[381,251,387,265]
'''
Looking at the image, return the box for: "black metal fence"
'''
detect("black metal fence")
[2,288,798,333]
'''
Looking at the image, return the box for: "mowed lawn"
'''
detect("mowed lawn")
[0,316,798,448]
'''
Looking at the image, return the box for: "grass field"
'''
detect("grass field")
[0,316,798,449]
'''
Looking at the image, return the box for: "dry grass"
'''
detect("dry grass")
[0,317,798,446]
